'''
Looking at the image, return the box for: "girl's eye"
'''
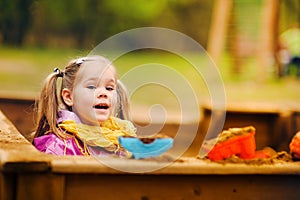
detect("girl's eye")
[106,86,115,91]
[87,85,96,89]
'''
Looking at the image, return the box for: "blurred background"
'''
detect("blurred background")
[0,0,213,48]
[0,0,299,99]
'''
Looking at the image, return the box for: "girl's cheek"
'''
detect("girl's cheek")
[86,89,96,97]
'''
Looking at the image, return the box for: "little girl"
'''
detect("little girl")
[33,55,136,157]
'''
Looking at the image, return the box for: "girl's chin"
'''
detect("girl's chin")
[96,115,110,123]
[94,110,110,120]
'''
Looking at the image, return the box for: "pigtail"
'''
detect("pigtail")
[34,72,62,138]
[115,80,130,120]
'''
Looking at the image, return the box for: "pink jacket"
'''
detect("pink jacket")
[34,132,85,155]
[33,110,112,156]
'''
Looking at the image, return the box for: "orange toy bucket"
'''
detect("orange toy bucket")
[208,131,256,161]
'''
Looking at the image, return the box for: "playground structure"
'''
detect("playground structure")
[207,0,299,79]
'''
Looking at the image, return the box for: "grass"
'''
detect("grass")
[0,46,300,107]
[0,46,87,95]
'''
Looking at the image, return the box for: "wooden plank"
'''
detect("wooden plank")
[202,100,300,114]
[50,156,300,175]
[62,173,300,200]
[0,96,36,141]
[16,174,65,200]
[0,173,16,200]
[0,110,50,172]
[0,109,50,200]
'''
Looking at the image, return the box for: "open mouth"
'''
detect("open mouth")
[93,103,109,110]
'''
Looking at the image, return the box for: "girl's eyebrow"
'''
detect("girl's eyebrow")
[83,77,98,83]
[83,77,116,84]
[107,78,116,83]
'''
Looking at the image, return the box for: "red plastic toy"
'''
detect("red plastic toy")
[208,131,256,161]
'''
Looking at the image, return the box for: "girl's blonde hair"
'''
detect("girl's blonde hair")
[34,56,130,139]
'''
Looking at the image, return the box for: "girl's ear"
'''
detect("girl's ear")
[61,88,73,107]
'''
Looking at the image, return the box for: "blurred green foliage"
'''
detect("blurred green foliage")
[1,0,299,49]
[1,0,298,49]
[0,0,213,48]
[0,0,32,45]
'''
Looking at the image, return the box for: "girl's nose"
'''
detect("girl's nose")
[98,94,107,98]
[97,93,107,98]
[97,89,108,98]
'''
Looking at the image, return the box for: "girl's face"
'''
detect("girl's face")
[64,61,117,125]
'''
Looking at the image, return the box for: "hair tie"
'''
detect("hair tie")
[75,58,85,66]
[54,68,64,77]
